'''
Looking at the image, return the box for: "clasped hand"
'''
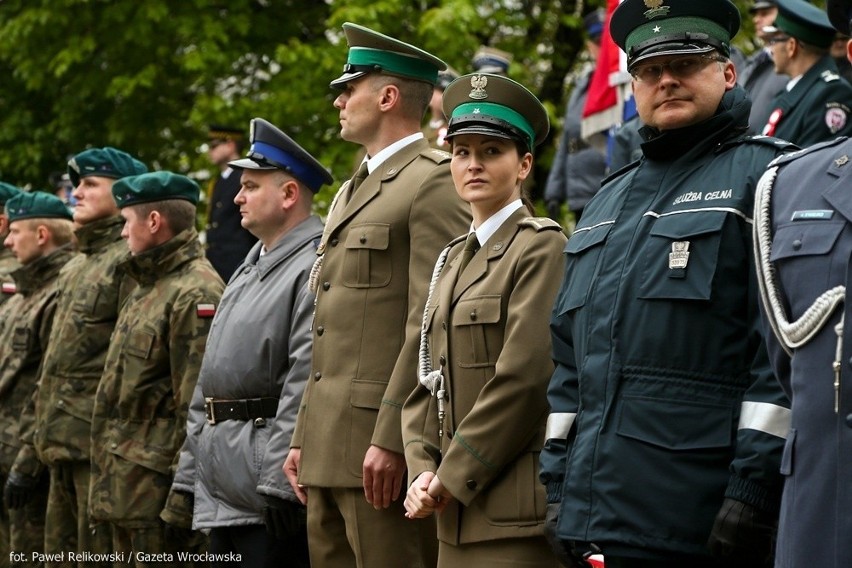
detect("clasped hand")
[404,471,452,519]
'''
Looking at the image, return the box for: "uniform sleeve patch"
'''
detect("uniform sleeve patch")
[825,104,848,134]
[196,303,216,318]
[2,282,16,295]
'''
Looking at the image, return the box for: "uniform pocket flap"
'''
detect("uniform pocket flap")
[453,295,501,326]
[617,395,732,450]
[345,223,390,250]
[649,211,726,239]
[350,379,387,410]
[769,222,844,261]
[108,421,175,475]
[565,223,611,254]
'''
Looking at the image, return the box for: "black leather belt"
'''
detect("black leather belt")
[204,397,278,425]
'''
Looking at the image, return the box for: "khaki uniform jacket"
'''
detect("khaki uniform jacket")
[403,211,566,545]
[0,247,76,476]
[291,138,470,487]
[31,216,132,465]
[89,230,224,528]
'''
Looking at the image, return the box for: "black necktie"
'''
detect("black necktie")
[457,233,479,273]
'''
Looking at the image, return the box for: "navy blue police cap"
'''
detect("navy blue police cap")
[610,0,740,70]
[228,118,333,193]
[828,0,852,36]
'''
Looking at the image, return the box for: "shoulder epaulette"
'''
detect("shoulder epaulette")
[519,217,563,232]
[768,136,849,168]
[731,134,798,153]
[821,70,841,83]
[421,148,451,164]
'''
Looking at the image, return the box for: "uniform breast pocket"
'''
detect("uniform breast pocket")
[124,328,156,359]
[638,212,725,301]
[343,223,392,288]
[72,285,117,322]
[554,223,611,314]
[452,295,502,368]
[770,221,845,296]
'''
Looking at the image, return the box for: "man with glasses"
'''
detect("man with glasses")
[540,1,794,566]
[761,0,852,146]
[739,1,789,134]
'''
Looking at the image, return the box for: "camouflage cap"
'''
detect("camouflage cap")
[5,191,73,223]
[67,147,148,187]
[0,182,23,206]
[112,171,200,208]
[330,22,447,89]
[610,0,741,70]
[443,73,549,150]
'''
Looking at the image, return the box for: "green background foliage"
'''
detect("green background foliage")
[0,0,772,214]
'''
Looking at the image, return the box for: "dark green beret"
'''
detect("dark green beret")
[5,192,73,222]
[442,73,549,150]
[67,147,148,187]
[111,171,200,208]
[770,0,836,48]
[330,22,446,88]
[0,182,23,206]
[828,0,852,36]
[229,117,333,192]
[611,0,740,69]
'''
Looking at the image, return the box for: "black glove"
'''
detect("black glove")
[163,521,195,543]
[546,200,562,222]
[544,503,593,568]
[707,497,776,565]
[263,495,307,540]
[160,490,195,542]
[3,472,38,510]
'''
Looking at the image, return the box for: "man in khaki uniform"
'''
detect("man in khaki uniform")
[0,182,23,307]
[0,192,77,567]
[284,22,470,568]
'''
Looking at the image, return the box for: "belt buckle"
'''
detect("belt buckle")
[204,397,217,425]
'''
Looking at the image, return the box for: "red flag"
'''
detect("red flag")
[582,0,630,137]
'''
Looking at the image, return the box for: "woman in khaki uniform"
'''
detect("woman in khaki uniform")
[402,73,565,567]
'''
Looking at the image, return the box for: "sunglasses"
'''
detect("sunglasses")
[630,54,727,84]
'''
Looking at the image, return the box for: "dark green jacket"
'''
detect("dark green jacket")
[540,87,794,557]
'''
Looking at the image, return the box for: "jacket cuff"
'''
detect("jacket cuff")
[546,481,563,503]
[725,474,781,514]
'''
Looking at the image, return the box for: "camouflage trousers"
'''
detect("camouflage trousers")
[112,523,207,568]
[45,462,112,568]
[0,471,48,568]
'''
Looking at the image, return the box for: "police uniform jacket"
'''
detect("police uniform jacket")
[89,230,224,528]
[755,137,852,568]
[403,209,566,545]
[739,49,788,135]
[764,54,852,147]
[291,138,470,487]
[0,247,75,476]
[31,217,132,466]
[544,68,607,213]
[172,216,322,528]
[539,87,793,557]
[206,169,257,282]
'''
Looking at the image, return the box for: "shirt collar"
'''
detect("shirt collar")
[365,132,424,173]
[471,200,524,247]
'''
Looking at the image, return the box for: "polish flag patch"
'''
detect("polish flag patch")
[196,303,216,318]
[2,282,16,295]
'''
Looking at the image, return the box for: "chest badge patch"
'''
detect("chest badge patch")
[669,241,690,270]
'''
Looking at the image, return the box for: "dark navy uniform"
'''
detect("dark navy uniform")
[755,136,852,568]
[206,169,257,282]
[739,48,788,134]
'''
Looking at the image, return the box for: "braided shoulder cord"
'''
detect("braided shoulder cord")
[753,165,845,355]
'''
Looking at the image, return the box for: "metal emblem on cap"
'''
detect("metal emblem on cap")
[643,0,670,19]
[469,74,488,100]
[669,241,690,270]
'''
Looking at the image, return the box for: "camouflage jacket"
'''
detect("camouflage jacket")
[0,247,20,308]
[89,229,223,528]
[31,216,133,464]
[0,247,76,475]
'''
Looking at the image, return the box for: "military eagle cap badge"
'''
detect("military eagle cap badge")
[644,0,670,19]
[469,74,488,100]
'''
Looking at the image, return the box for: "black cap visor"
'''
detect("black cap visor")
[629,40,719,70]
[446,115,530,149]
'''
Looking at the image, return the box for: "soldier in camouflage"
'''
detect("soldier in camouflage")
[0,192,76,568]
[88,172,223,567]
[0,182,23,308]
[21,148,147,567]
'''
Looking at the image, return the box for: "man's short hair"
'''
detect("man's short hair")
[134,199,197,235]
[369,74,433,120]
[19,218,75,247]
